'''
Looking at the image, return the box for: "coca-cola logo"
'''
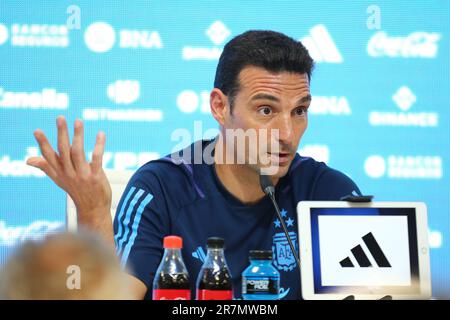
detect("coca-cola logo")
[152,289,191,300]
[367,31,440,58]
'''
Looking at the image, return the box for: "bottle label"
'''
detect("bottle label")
[196,289,233,300]
[242,277,279,294]
[153,289,191,300]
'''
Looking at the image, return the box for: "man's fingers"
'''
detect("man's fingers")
[27,157,58,181]
[33,129,61,171]
[71,119,90,173]
[56,116,76,175]
[91,131,106,173]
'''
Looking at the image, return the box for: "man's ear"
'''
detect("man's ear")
[210,88,229,126]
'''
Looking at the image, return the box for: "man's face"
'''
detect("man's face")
[221,65,311,178]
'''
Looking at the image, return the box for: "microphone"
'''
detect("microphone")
[260,174,275,195]
[259,173,301,269]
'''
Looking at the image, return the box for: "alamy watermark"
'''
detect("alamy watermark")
[66,264,81,290]
[170,121,286,175]
[66,5,81,30]
[367,5,381,30]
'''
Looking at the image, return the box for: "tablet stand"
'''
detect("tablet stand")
[340,194,374,202]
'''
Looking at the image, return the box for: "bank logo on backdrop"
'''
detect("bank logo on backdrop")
[0,23,69,47]
[364,155,442,179]
[84,22,163,53]
[177,90,210,114]
[0,24,9,45]
[84,22,116,53]
[300,25,343,63]
[429,230,443,249]
[309,96,351,116]
[364,155,386,179]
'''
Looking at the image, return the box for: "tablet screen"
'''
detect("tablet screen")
[310,207,420,294]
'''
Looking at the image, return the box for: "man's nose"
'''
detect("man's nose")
[276,113,295,145]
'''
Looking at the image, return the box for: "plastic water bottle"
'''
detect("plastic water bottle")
[242,250,280,300]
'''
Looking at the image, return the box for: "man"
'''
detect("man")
[27,30,361,299]
[0,231,134,299]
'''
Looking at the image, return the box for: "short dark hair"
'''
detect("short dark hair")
[214,30,315,110]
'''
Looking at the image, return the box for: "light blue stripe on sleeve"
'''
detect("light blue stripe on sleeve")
[114,186,136,250]
[116,188,145,255]
[120,193,153,267]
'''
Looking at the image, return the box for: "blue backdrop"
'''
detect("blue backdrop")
[0,0,449,298]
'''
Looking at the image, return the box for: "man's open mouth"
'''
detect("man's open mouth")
[267,152,290,164]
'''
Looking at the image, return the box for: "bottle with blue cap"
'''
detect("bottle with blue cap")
[242,250,280,300]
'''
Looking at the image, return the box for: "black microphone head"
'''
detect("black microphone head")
[259,173,275,195]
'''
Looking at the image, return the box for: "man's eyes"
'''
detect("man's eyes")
[257,106,272,115]
[257,106,308,116]
[294,107,308,116]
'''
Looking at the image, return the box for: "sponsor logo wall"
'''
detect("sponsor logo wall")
[0,0,448,298]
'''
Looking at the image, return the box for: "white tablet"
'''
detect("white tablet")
[297,201,431,300]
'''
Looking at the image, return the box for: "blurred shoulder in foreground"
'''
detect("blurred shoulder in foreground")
[0,230,135,300]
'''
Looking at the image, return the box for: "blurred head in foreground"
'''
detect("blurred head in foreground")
[0,230,133,299]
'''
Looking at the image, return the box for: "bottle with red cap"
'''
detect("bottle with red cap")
[196,237,233,300]
[152,235,191,300]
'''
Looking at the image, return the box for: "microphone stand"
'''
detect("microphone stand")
[260,174,301,269]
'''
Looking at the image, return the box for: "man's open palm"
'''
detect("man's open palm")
[26,116,112,219]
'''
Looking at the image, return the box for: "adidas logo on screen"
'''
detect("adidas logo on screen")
[339,232,392,268]
[300,25,343,63]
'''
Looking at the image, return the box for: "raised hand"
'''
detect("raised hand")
[27,116,112,229]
